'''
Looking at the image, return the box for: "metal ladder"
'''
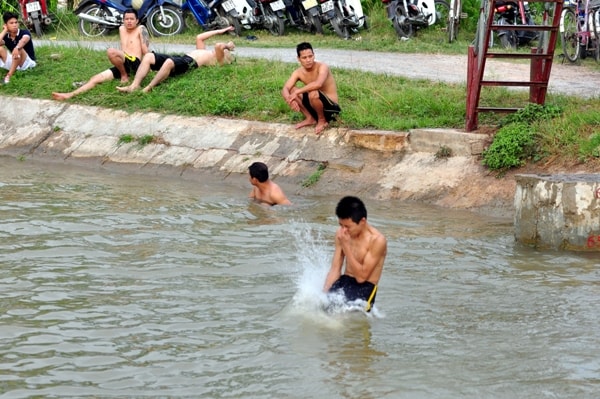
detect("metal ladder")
[465,0,564,131]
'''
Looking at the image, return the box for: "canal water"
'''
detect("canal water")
[0,157,598,399]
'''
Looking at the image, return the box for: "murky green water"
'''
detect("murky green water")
[0,157,598,398]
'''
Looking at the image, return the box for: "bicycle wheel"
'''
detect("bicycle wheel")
[560,8,580,62]
[433,0,449,28]
[448,0,460,42]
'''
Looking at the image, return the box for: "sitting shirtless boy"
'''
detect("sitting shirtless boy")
[117,26,235,93]
[52,9,149,101]
[282,42,341,135]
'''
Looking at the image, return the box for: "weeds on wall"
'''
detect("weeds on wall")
[482,104,563,172]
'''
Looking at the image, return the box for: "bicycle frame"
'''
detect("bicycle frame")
[448,0,461,42]
[560,0,600,61]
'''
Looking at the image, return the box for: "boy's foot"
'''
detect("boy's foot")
[3,76,10,85]
[295,118,317,130]
[315,121,329,135]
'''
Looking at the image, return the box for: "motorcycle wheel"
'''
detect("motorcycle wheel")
[560,8,579,63]
[499,30,517,50]
[33,17,43,37]
[264,8,285,36]
[146,5,185,37]
[310,14,324,34]
[330,6,350,39]
[77,5,110,37]
[392,5,413,39]
[225,14,243,36]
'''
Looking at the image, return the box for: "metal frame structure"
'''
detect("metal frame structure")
[465,0,563,131]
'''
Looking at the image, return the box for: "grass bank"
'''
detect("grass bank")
[2,5,600,169]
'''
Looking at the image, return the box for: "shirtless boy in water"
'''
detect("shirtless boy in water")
[116,26,235,93]
[282,42,341,135]
[248,162,291,206]
[52,9,149,101]
[323,196,387,312]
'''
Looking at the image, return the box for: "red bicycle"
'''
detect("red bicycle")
[560,0,600,62]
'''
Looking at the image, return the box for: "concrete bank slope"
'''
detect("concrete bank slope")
[0,96,514,216]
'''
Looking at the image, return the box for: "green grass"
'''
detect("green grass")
[2,3,600,169]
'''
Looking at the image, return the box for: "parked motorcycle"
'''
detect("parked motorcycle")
[182,0,242,35]
[229,0,287,35]
[493,0,537,49]
[314,0,365,38]
[19,0,52,36]
[285,0,323,34]
[75,0,184,37]
[384,0,447,39]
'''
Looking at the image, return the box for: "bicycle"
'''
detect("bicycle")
[447,0,465,42]
[560,0,600,62]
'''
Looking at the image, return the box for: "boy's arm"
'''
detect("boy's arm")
[139,26,150,55]
[324,235,344,291]
[0,25,7,45]
[292,63,329,95]
[342,235,387,283]
[214,42,234,65]
[12,32,31,54]
[196,26,234,49]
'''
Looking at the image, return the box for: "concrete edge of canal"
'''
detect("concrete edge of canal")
[1,96,512,213]
[3,95,599,250]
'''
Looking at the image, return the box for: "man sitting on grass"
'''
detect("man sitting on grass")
[116,26,235,93]
[0,12,37,85]
[51,9,149,101]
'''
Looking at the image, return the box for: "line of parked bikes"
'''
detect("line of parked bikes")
[5,0,600,64]
[74,0,369,39]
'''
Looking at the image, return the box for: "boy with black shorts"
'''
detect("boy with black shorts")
[282,42,341,135]
[52,9,149,101]
[117,26,235,93]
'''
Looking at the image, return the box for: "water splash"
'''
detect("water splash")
[285,221,382,322]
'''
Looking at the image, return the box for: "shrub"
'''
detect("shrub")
[482,123,536,171]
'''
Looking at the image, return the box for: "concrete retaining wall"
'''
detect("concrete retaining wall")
[514,174,600,251]
[1,95,512,215]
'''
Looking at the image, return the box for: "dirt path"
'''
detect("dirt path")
[39,40,600,98]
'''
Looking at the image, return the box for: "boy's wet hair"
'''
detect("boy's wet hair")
[123,8,138,19]
[3,12,19,23]
[336,196,367,224]
[248,162,269,183]
[296,42,313,57]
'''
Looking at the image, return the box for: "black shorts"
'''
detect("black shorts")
[302,91,341,122]
[328,275,377,312]
[110,55,141,79]
[153,53,198,76]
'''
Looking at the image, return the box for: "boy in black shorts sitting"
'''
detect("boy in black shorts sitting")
[117,26,235,93]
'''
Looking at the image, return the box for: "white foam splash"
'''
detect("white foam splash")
[285,221,383,322]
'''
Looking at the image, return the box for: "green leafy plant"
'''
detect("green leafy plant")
[483,104,564,171]
[500,103,562,127]
[118,134,135,145]
[482,123,536,171]
[138,135,155,146]
[301,162,328,187]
